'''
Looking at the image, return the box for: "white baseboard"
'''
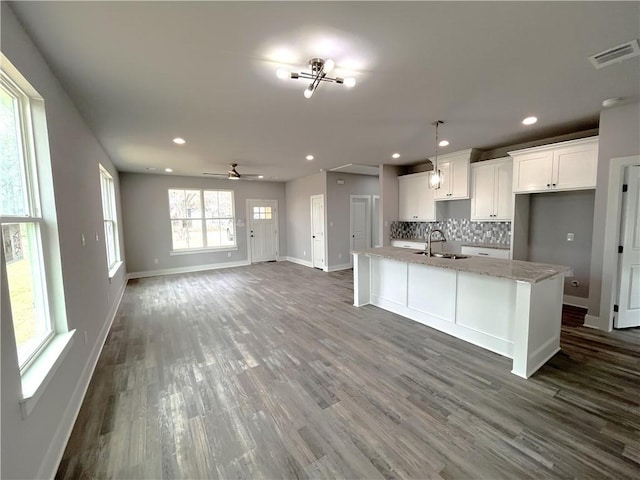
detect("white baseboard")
[37,276,127,479]
[563,294,589,308]
[584,314,604,330]
[284,256,313,268]
[128,260,250,279]
[327,263,352,272]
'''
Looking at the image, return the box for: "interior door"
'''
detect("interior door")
[372,195,380,247]
[615,165,640,328]
[248,199,278,263]
[350,195,371,253]
[310,194,325,269]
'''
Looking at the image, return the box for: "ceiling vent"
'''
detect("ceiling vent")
[589,39,640,69]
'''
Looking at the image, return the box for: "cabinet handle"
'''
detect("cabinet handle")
[552,183,556,187]
[547,183,551,187]
[478,253,489,256]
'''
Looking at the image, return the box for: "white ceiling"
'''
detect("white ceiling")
[8,1,640,181]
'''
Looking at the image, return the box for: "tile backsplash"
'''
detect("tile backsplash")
[391,220,511,245]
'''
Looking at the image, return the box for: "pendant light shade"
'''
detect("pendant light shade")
[428,120,444,189]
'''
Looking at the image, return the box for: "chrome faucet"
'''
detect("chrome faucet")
[426,228,447,257]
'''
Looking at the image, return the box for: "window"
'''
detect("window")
[168,189,236,251]
[99,165,121,274]
[252,206,272,220]
[1,65,54,369]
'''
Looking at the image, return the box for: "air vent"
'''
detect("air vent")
[589,39,640,69]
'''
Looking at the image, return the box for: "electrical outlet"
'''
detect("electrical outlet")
[338,252,342,259]
[227,252,231,257]
[303,251,306,256]
[153,258,159,264]
[567,233,575,242]
[81,233,86,246]
[84,331,88,345]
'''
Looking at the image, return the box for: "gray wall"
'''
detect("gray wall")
[1,4,127,478]
[528,191,595,298]
[120,173,286,274]
[285,172,326,263]
[326,172,379,268]
[588,101,640,324]
[380,164,400,246]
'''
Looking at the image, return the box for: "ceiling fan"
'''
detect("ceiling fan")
[202,163,263,180]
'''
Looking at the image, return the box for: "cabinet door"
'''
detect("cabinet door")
[398,176,416,220]
[494,159,513,220]
[470,163,496,220]
[449,157,470,199]
[416,174,436,221]
[553,143,598,190]
[512,151,553,192]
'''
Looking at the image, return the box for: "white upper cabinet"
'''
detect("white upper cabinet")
[470,157,513,221]
[510,137,598,193]
[398,172,435,221]
[432,149,472,200]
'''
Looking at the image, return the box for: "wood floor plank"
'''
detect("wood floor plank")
[56,262,640,479]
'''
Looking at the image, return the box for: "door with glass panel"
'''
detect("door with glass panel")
[248,199,278,263]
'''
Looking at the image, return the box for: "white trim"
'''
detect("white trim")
[584,314,601,329]
[170,246,238,256]
[128,259,250,279]
[36,276,127,480]
[108,260,123,279]
[563,294,589,308]
[593,155,640,331]
[284,256,313,268]
[20,331,76,418]
[327,263,352,272]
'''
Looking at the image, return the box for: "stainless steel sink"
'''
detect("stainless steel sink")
[414,251,468,259]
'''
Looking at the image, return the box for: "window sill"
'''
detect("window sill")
[20,330,75,418]
[108,260,123,279]
[170,246,237,256]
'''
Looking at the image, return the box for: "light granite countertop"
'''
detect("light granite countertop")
[353,246,572,283]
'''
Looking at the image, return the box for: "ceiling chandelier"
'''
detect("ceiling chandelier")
[428,120,444,189]
[277,58,356,99]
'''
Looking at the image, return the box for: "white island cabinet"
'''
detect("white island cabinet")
[352,247,571,378]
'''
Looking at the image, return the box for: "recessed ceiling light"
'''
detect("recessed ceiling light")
[172,137,186,145]
[522,116,538,125]
[392,153,400,159]
[258,175,264,179]
[165,168,173,173]
[306,155,314,161]
[438,140,450,147]
[146,167,157,171]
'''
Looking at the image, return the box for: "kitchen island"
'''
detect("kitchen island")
[352,246,572,378]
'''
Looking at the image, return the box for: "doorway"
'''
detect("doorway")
[247,199,278,263]
[310,194,325,269]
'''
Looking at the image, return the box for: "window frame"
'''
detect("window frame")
[98,164,121,275]
[1,68,55,372]
[168,188,237,253]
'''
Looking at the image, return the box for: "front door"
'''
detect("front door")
[248,199,278,263]
[310,194,325,269]
[615,165,640,328]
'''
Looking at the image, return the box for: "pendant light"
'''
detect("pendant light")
[428,120,444,189]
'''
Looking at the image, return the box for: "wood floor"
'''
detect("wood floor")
[56,262,640,479]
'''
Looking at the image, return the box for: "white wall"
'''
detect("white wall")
[285,172,326,263]
[587,101,640,328]
[1,4,127,478]
[326,172,379,268]
[120,172,286,274]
